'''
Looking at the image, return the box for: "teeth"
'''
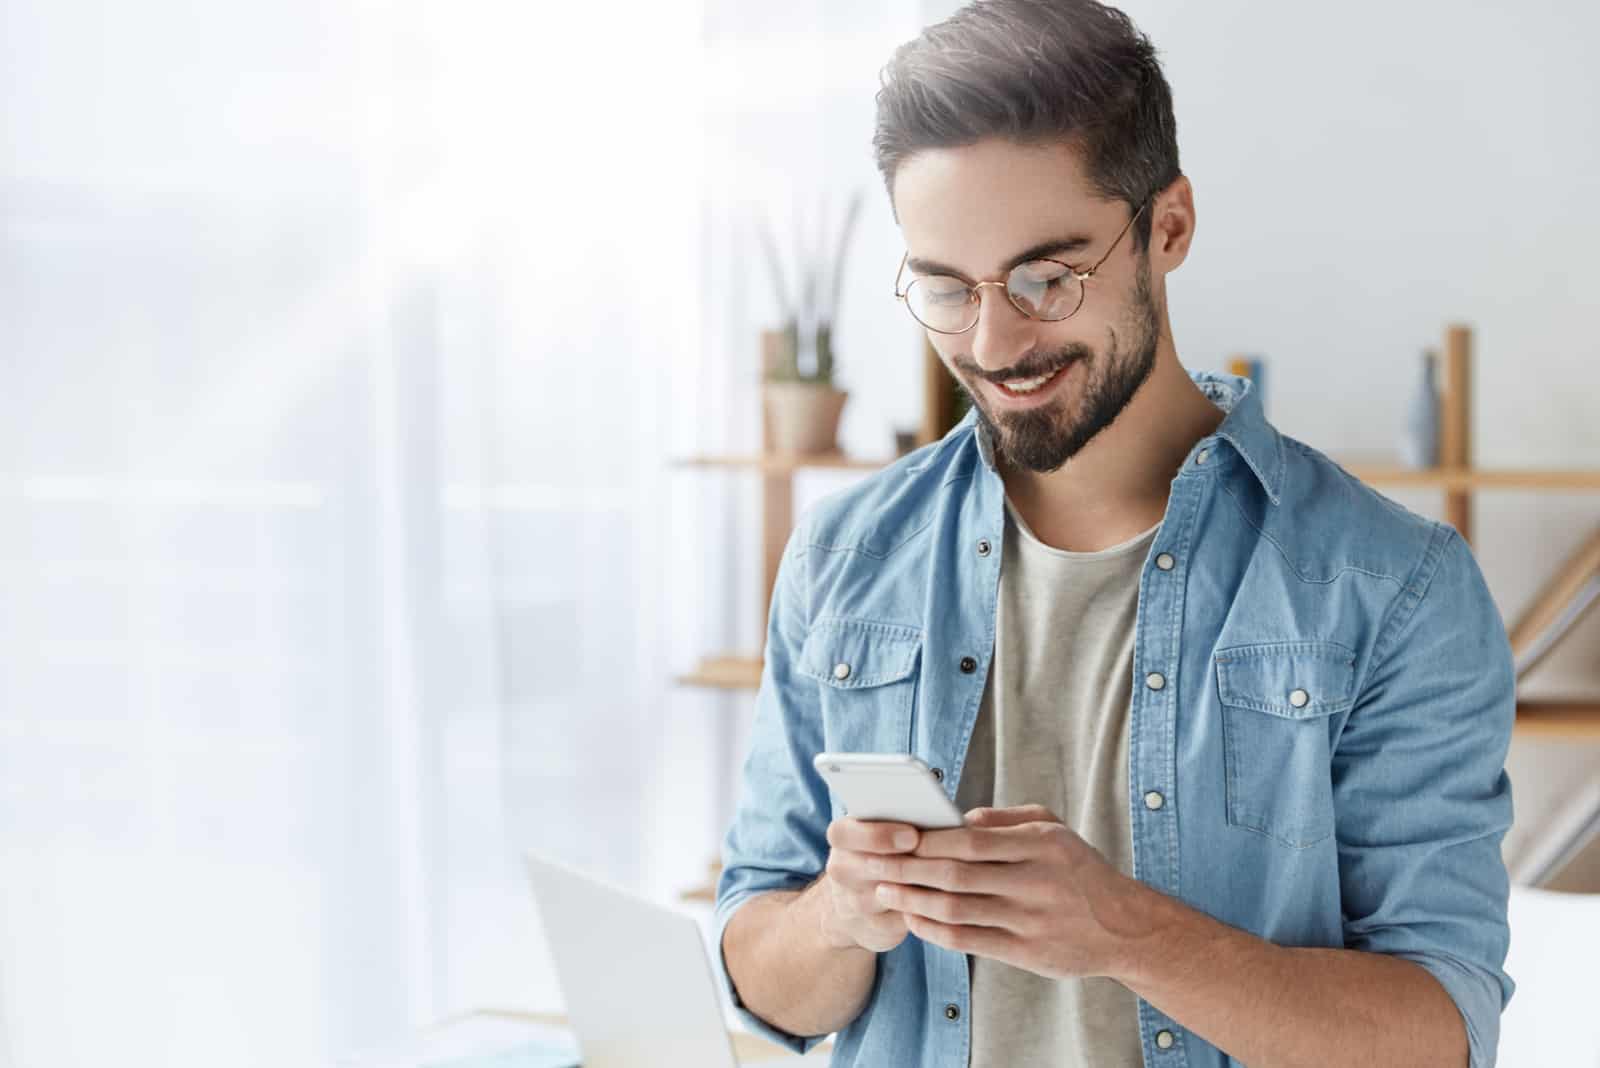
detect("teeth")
[1001,367,1059,393]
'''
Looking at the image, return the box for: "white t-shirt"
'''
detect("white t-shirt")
[954,496,1159,1068]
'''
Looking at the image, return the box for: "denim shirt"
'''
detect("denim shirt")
[714,371,1515,1068]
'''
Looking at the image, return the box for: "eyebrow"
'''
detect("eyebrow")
[905,235,1095,282]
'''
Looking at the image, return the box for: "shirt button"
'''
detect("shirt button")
[1195,448,1210,466]
[1144,791,1165,811]
[1289,688,1310,708]
[833,662,851,681]
[1155,552,1175,571]
[931,767,944,783]
[944,1003,961,1021]
[976,538,992,557]
[1155,1029,1175,1049]
[960,656,978,674]
[1145,672,1166,691]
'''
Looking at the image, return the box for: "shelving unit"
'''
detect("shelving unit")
[673,326,1600,899]
[672,331,955,694]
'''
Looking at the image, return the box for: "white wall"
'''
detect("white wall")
[797,0,1600,875]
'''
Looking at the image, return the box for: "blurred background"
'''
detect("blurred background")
[3,0,1598,1065]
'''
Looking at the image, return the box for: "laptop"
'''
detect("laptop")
[525,854,829,1067]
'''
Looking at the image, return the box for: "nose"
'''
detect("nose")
[967,283,1035,375]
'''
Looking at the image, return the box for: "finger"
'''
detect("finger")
[827,817,920,855]
[861,853,1017,895]
[963,804,1061,827]
[903,912,1020,961]
[877,883,1015,929]
[914,821,1061,861]
[827,851,918,907]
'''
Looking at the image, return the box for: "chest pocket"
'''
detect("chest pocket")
[798,619,922,755]
[1215,641,1356,849]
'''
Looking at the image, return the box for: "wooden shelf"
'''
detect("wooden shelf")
[676,654,763,690]
[674,452,892,475]
[680,882,716,903]
[679,856,723,904]
[1513,700,1600,740]
[1337,460,1600,492]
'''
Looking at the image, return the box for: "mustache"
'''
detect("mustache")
[958,345,1092,384]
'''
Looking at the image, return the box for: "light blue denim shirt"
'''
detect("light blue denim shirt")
[714,371,1515,1068]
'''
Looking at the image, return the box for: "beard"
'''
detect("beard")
[961,255,1159,475]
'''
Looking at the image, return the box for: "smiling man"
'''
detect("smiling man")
[713,2,1516,1067]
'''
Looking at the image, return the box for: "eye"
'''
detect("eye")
[919,277,971,305]
[1013,260,1072,285]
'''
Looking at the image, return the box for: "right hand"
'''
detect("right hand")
[819,817,922,953]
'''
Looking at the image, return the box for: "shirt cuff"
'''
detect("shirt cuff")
[1390,949,1507,1068]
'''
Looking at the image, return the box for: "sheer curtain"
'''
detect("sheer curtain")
[0,0,710,1063]
[0,0,921,1063]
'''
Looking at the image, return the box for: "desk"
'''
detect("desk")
[516,1011,830,1063]
[342,1009,832,1067]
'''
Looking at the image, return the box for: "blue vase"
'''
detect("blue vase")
[1400,350,1440,469]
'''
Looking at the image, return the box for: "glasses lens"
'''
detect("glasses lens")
[905,276,977,333]
[1007,261,1082,321]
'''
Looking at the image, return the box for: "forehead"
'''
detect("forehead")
[892,138,1120,275]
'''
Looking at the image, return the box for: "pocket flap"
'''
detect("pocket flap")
[799,619,922,689]
[1214,641,1356,719]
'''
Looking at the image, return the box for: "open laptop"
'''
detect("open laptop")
[525,854,829,1067]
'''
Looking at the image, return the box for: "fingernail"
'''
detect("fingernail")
[895,831,916,849]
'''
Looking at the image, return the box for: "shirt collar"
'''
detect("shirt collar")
[965,369,1285,505]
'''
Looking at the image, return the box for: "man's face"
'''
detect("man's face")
[892,139,1161,475]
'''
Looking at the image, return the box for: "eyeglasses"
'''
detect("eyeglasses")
[893,200,1148,335]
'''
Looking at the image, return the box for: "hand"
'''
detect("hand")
[868,804,1149,980]
[819,817,924,953]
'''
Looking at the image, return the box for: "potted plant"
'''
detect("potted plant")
[758,191,862,455]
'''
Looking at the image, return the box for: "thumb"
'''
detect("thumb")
[964,803,1060,828]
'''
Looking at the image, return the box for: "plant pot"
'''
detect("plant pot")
[763,382,848,455]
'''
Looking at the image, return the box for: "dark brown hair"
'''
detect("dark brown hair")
[873,0,1180,250]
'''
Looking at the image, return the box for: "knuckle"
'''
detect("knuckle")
[829,854,865,888]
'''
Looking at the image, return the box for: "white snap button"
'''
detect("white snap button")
[1144,791,1165,811]
[1155,552,1175,571]
[1289,688,1309,708]
[1146,672,1166,691]
[1195,448,1210,466]
[1155,1029,1175,1049]
[833,662,851,681]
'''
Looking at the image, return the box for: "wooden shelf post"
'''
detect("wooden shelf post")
[1440,323,1474,544]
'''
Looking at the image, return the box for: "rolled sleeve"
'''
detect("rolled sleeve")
[711,524,836,1055]
[1333,525,1516,1068]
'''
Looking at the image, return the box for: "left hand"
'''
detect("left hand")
[868,804,1149,980]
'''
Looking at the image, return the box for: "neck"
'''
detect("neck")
[997,335,1225,553]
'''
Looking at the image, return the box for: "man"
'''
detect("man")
[714,1,1515,1066]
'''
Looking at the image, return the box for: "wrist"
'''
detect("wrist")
[1097,872,1169,984]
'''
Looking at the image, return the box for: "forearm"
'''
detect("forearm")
[720,876,878,1039]
[1112,881,1468,1068]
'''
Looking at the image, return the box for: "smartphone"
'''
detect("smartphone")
[812,752,965,830]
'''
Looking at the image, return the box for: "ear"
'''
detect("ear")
[1147,174,1196,273]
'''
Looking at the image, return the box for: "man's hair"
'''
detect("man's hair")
[872,0,1180,251]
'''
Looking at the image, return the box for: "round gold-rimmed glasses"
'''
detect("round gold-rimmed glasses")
[893,200,1148,335]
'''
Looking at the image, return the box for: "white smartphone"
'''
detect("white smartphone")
[812,752,965,830]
